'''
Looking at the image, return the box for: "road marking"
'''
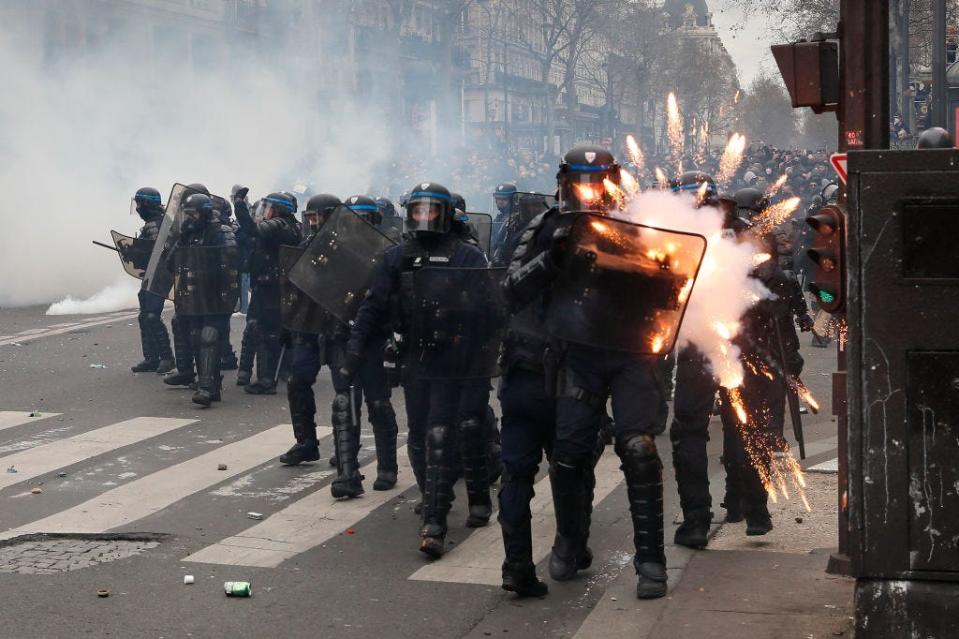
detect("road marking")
[409,449,624,586]
[0,424,292,540]
[0,412,61,434]
[808,457,838,474]
[184,443,413,567]
[0,312,139,348]
[0,417,196,490]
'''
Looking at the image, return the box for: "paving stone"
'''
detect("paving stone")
[0,538,159,575]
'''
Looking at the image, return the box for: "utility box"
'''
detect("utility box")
[847,150,959,637]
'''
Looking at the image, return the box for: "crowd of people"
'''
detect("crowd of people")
[117,136,834,604]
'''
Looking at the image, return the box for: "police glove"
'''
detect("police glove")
[232,186,250,205]
[548,225,571,268]
[337,350,363,387]
[797,314,814,332]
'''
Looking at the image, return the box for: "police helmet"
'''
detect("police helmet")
[556,145,621,214]
[405,182,453,234]
[917,126,954,149]
[346,195,382,226]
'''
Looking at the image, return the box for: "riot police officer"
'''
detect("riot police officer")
[130,187,175,375]
[214,197,240,371]
[234,191,302,394]
[491,183,517,255]
[167,193,239,407]
[503,146,670,599]
[280,194,342,466]
[342,182,495,558]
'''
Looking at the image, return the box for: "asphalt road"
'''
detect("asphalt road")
[0,306,841,639]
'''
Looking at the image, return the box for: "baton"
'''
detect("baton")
[774,317,806,459]
[92,240,119,252]
[273,344,286,385]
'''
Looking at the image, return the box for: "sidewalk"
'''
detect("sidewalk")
[576,471,854,639]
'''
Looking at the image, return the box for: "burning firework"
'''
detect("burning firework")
[667,93,684,172]
[752,196,802,235]
[625,134,646,178]
[620,169,640,196]
[717,133,747,185]
[654,167,669,190]
[766,174,789,197]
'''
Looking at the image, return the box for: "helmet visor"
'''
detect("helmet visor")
[559,172,616,214]
[406,198,448,233]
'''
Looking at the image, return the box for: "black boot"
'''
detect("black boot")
[616,434,667,600]
[245,330,279,395]
[132,312,159,372]
[461,417,492,528]
[745,496,773,536]
[280,379,320,465]
[548,457,592,581]
[164,316,195,385]
[145,310,174,374]
[370,401,399,491]
[674,508,712,549]
[420,424,454,558]
[192,325,222,408]
[330,391,364,499]
[499,484,548,597]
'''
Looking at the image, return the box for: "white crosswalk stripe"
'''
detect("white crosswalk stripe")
[0,424,294,541]
[408,449,625,585]
[0,411,61,433]
[0,417,196,490]
[184,444,414,567]
[0,312,138,348]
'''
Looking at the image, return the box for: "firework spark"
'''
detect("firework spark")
[625,134,646,177]
[654,167,669,190]
[667,92,684,171]
[752,196,801,235]
[620,169,640,196]
[603,178,625,209]
[717,133,747,185]
[766,174,788,196]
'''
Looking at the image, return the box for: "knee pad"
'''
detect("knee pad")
[200,326,219,347]
[331,392,351,426]
[459,417,483,440]
[615,432,658,461]
[501,464,536,485]
[426,425,449,461]
[144,312,162,325]
[369,400,395,423]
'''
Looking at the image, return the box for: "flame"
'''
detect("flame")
[717,133,747,185]
[626,134,645,177]
[651,334,665,353]
[677,277,694,303]
[753,196,802,234]
[797,384,820,414]
[752,252,772,266]
[590,220,610,234]
[767,174,788,196]
[667,92,684,170]
[574,182,602,204]
[654,167,668,190]
[696,180,710,205]
[727,387,749,424]
[620,169,640,195]
[603,178,625,209]
[712,320,737,340]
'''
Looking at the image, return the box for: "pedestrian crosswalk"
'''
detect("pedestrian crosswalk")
[0,406,639,585]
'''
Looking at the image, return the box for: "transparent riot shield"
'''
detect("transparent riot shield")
[407,267,507,380]
[110,230,153,281]
[491,192,555,266]
[172,245,241,316]
[545,213,707,355]
[379,216,404,243]
[464,212,493,256]
[279,245,336,334]
[287,205,397,326]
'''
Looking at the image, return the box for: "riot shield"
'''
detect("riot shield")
[172,245,241,316]
[287,205,397,325]
[279,245,335,334]
[545,213,707,355]
[110,230,153,281]
[379,216,404,243]
[464,212,493,256]
[491,192,555,265]
[407,267,507,380]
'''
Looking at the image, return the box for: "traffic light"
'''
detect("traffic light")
[771,39,839,114]
[806,204,845,313]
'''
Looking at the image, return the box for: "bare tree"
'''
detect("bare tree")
[737,73,798,147]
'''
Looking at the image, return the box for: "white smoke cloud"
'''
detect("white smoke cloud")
[0,14,391,308]
[45,276,141,316]
[614,190,771,387]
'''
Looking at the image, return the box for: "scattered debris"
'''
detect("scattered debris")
[28,411,41,417]
[217,464,228,471]
[246,512,263,521]
[57,472,67,478]
[183,575,195,585]
[97,589,110,598]
[346,528,355,536]
[89,364,107,369]
[224,581,252,597]
[31,487,42,495]
[6,466,16,474]
[795,517,804,524]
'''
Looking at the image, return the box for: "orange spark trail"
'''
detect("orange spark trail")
[625,134,646,177]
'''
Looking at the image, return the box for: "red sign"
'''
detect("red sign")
[830,153,848,185]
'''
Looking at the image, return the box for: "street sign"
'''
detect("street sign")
[830,153,848,184]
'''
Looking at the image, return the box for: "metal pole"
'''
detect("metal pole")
[933,0,947,127]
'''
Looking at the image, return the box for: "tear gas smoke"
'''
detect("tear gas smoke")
[613,190,772,387]
[45,277,140,316]
[0,13,394,309]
